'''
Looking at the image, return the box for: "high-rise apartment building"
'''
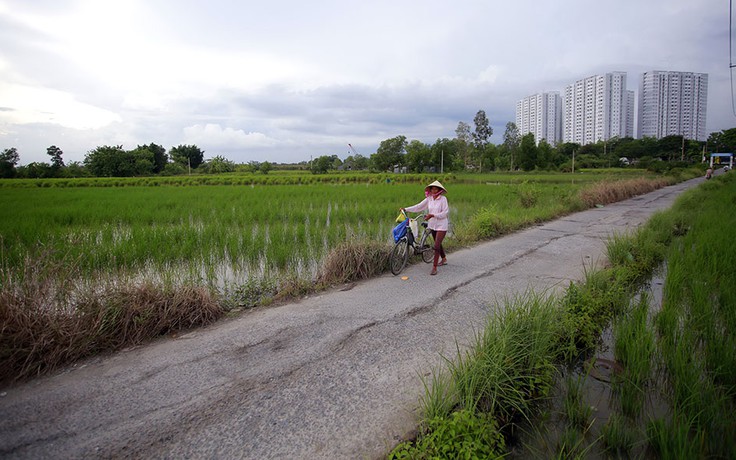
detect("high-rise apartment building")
[515,92,562,145]
[562,71,634,144]
[638,71,708,141]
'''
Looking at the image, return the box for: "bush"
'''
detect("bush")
[389,409,506,459]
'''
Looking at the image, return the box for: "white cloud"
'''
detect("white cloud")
[0,82,121,129]
[182,123,278,149]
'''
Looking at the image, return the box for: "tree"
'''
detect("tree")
[405,140,432,173]
[129,145,157,176]
[259,161,273,174]
[478,143,498,171]
[84,145,134,177]
[472,110,493,172]
[170,144,204,170]
[205,155,236,174]
[455,121,472,169]
[46,145,65,171]
[344,154,369,170]
[658,135,684,161]
[0,147,20,178]
[502,122,521,171]
[536,139,554,170]
[370,135,407,172]
[518,133,538,171]
[331,156,343,171]
[310,155,337,174]
[431,138,460,172]
[20,162,53,178]
[708,128,736,153]
[133,143,168,173]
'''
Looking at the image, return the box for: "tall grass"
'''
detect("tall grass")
[390,291,561,459]
[649,173,736,457]
[0,249,222,382]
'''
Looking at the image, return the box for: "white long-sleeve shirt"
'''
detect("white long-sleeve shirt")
[405,195,449,231]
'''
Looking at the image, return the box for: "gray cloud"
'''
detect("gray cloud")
[1,0,733,166]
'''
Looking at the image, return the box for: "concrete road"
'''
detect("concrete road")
[0,177,703,459]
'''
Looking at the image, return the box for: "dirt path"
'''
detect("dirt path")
[0,177,703,459]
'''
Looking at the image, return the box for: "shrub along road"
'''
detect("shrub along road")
[0,176,705,459]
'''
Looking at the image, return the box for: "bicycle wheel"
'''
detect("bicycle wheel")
[419,229,435,264]
[390,237,410,275]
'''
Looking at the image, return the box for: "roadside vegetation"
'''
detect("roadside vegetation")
[388,171,735,458]
[0,168,701,386]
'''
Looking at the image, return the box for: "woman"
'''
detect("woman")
[402,180,449,275]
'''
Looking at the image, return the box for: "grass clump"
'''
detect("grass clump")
[600,413,638,455]
[317,239,390,285]
[390,292,561,458]
[0,251,223,385]
[578,177,673,207]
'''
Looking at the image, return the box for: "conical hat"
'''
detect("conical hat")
[425,180,446,193]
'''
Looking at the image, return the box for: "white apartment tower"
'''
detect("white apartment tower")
[638,71,708,141]
[563,72,634,144]
[515,92,562,145]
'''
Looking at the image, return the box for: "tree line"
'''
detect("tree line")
[2,111,735,179]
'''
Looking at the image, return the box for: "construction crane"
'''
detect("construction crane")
[347,143,360,157]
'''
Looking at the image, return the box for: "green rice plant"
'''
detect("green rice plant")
[554,426,588,460]
[646,416,704,460]
[600,413,638,455]
[605,231,636,267]
[615,373,644,419]
[562,373,593,429]
[614,294,655,389]
[0,173,664,286]
[648,173,736,458]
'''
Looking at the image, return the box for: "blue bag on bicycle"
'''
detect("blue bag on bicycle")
[392,218,409,242]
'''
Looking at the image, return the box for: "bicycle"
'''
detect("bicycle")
[390,212,435,275]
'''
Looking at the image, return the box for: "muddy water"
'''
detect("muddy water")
[509,273,670,459]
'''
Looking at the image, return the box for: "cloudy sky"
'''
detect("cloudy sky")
[0,0,733,166]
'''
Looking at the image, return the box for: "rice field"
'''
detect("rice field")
[0,177,588,286]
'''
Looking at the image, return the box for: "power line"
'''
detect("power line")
[731,0,736,116]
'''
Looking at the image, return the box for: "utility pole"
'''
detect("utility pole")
[572,149,576,174]
[681,135,685,161]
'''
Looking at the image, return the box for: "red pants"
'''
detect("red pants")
[430,230,446,267]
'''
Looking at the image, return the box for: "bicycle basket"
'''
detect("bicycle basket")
[408,218,418,238]
[393,218,409,242]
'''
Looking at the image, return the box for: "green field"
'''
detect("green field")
[0,173,616,286]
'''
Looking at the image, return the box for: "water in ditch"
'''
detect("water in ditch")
[507,272,670,459]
